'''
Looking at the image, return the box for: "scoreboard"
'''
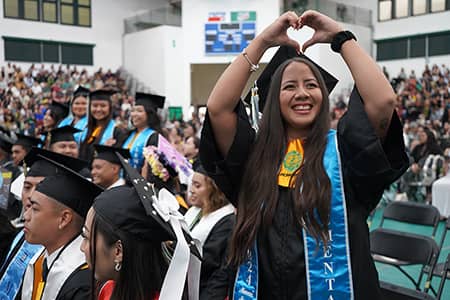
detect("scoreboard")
[205,22,256,55]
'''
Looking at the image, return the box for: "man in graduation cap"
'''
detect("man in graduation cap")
[21,150,103,300]
[0,132,22,219]
[58,86,90,144]
[7,133,42,221]
[122,92,165,171]
[44,125,81,158]
[91,144,130,189]
[12,134,42,167]
[0,148,91,300]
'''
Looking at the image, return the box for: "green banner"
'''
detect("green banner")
[231,11,256,22]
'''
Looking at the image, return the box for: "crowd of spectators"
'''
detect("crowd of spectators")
[1,61,450,202]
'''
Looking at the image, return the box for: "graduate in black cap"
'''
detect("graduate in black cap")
[183,164,234,299]
[122,92,165,171]
[43,101,69,134]
[58,86,90,144]
[44,125,81,158]
[91,144,130,189]
[21,151,102,300]
[0,147,89,300]
[200,10,408,300]
[11,133,42,166]
[6,133,41,221]
[79,89,126,163]
[80,153,201,300]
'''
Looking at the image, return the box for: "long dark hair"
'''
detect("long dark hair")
[85,99,113,144]
[90,211,166,300]
[144,105,163,135]
[229,58,332,266]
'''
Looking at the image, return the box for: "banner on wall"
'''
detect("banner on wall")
[205,11,256,55]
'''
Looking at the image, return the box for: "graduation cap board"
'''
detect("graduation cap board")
[35,153,103,218]
[49,101,70,121]
[94,152,202,300]
[0,133,13,153]
[93,144,130,165]
[243,45,339,112]
[46,125,81,145]
[72,86,90,99]
[23,147,90,177]
[135,92,166,110]
[89,89,114,102]
[14,134,42,148]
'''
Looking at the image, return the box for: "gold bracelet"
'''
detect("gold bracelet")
[242,48,259,72]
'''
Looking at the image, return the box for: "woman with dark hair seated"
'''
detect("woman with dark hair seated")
[184,166,235,299]
[80,158,200,300]
[122,92,165,172]
[79,89,127,162]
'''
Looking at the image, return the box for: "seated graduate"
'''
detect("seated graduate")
[8,134,41,221]
[11,134,42,167]
[44,125,81,158]
[91,144,130,189]
[122,92,165,172]
[0,133,21,220]
[42,101,70,140]
[21,151,103,300]
[184,165,235,299]
[79,89,127,163]
[0,147,92,300]
[80,153,201,300]
[58,86,90,145]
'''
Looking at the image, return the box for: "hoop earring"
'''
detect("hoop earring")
[114,261,121,272]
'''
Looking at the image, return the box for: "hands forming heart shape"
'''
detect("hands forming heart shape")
[259,10,344,53]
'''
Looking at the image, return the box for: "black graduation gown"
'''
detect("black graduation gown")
[79,125,127,163]
[199,214,235,300]
[199,88,409,300]
[55,266,91,300]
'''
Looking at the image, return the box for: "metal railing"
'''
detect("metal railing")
[124,6,181,34]
[286,0,372,28]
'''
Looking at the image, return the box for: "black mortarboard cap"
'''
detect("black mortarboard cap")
[49,101,69,120]
[35,153,103,218]
[0,132,13,153]
[24,147,90,177]
[89,89,114,102]
[0,126,11,137]
[46,125,81,144]
[243,46,338,111]
[193,163,208,176]
[14,133,42,148]
[93,144,130,165]
[93,153,201,258]
[72,86,90,99]
[135,92,165,110]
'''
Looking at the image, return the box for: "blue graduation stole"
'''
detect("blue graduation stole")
[123,127,154,170]
[0,231,44,300]
[58,116,73,127]
[233,130,354,300]
[99,120,116,145]
[58,115,88,144]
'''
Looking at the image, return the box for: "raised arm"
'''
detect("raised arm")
[206,12,301,157]
[300,10,396,139]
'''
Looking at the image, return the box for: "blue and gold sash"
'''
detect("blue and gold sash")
[234,130,353,300]
[0,231,44,300]
[123,128,154,170]
[81,119,116,145]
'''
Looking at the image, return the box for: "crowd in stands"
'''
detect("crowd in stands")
[1,61,450,205]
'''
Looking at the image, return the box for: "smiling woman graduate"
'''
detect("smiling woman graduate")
[200,10,409,300]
